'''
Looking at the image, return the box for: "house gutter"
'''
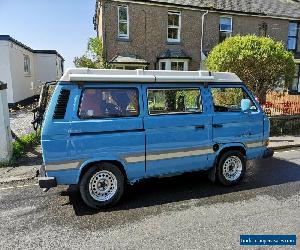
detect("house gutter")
[112,0,300,21]
[200,10,209,70]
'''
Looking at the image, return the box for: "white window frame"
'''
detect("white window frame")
[113,64,146,70]
[24,55,31,74]
[291,63,300,92]
[219,16,233,33]
[118,5,129,39]
[287,22,298,51]
[159,59,188,71]
[167,11,181,43]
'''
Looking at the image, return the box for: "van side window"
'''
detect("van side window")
[78,88,139,119]
[147,88,202,115]
[211,87,257,112]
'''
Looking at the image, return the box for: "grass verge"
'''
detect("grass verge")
[0,131,40,168]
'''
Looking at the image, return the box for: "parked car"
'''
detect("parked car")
[38,68,273,209]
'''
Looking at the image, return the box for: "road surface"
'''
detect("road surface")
[0,149,299,249]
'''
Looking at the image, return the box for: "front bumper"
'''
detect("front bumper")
[263,148,274,158]
[38,165,57,189]
[38,177,57,189]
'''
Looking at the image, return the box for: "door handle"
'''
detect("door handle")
[68,129,82,134]
[212,124,223,128]
[195,125,205,129]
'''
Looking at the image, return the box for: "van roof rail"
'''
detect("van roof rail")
[60,68,242,83]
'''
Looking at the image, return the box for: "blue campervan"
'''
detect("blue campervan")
[39,69,273,209]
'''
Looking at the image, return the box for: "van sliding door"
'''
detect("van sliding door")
[143,84,212,177]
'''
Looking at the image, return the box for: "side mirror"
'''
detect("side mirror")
[241,99,251,112]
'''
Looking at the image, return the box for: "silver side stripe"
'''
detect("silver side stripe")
[45,142,264,170]
[45,160,82,171]
[125,147,214,163]
[246,141,264,148]
[125,155,145,163]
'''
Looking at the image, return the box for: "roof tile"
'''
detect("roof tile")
[131,0,300,19]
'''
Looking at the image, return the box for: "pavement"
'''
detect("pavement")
[0,148,299,249]
[0,145,41,184]
[0,165,38,184]
[0,136,299,184]
[269,135,300,149]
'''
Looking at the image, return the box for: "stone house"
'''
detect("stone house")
[94,0,300,93]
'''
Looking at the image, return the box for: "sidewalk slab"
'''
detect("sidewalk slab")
[269,135,300,150]
[0,165,38,184]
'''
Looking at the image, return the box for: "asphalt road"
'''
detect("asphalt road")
[0,149,299,250]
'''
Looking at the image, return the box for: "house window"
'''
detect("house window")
[171,61,184,71]
[291,64,300,92]
[167,11,181,42]
[60,60,64,74]
[287,22,298,51]
[24,55,31,74]
[258,22,268,37]
[159,59,188,71]
[56,59,62,77]
[118,5,129,39]
[160,62,166,70]
[113,65,146,70]
[219,17,232,43]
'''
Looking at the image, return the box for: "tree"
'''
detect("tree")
[206,35,295,102]
[74,37,109,69]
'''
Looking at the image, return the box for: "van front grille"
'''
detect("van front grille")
[53,89,70,119]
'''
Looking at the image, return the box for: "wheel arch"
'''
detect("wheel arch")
[208,143,247,182]
[215,144,246,164]
[77,159,128,184]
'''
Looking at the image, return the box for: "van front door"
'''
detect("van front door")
[209,85,264,161]
[143,85,212,177]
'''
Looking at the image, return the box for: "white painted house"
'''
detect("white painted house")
[0,35,64,104]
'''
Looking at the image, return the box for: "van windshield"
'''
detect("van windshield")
[78,88,139,119]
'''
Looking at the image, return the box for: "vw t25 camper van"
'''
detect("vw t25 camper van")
[39,69,273,209]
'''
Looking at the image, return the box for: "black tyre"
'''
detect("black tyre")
[79,162,125,209]
[216,150,246,186]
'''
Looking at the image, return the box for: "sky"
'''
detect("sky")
[0,0,96,69]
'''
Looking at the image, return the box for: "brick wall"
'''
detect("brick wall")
[203,12,289,55]
[99,1,297,71]
[102,1,204,70]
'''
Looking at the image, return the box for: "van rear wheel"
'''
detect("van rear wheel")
[217,150,246,186]
[79,162,124,209]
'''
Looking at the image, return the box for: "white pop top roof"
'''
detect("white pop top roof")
[60,68,242,83]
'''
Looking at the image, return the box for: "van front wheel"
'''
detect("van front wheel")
[79,163,124,209]
[217,150,246,186]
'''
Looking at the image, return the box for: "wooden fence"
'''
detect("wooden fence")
[261,92,300,116]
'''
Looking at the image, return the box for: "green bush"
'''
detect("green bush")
[12,132,40,160]
[206,35,295,101]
